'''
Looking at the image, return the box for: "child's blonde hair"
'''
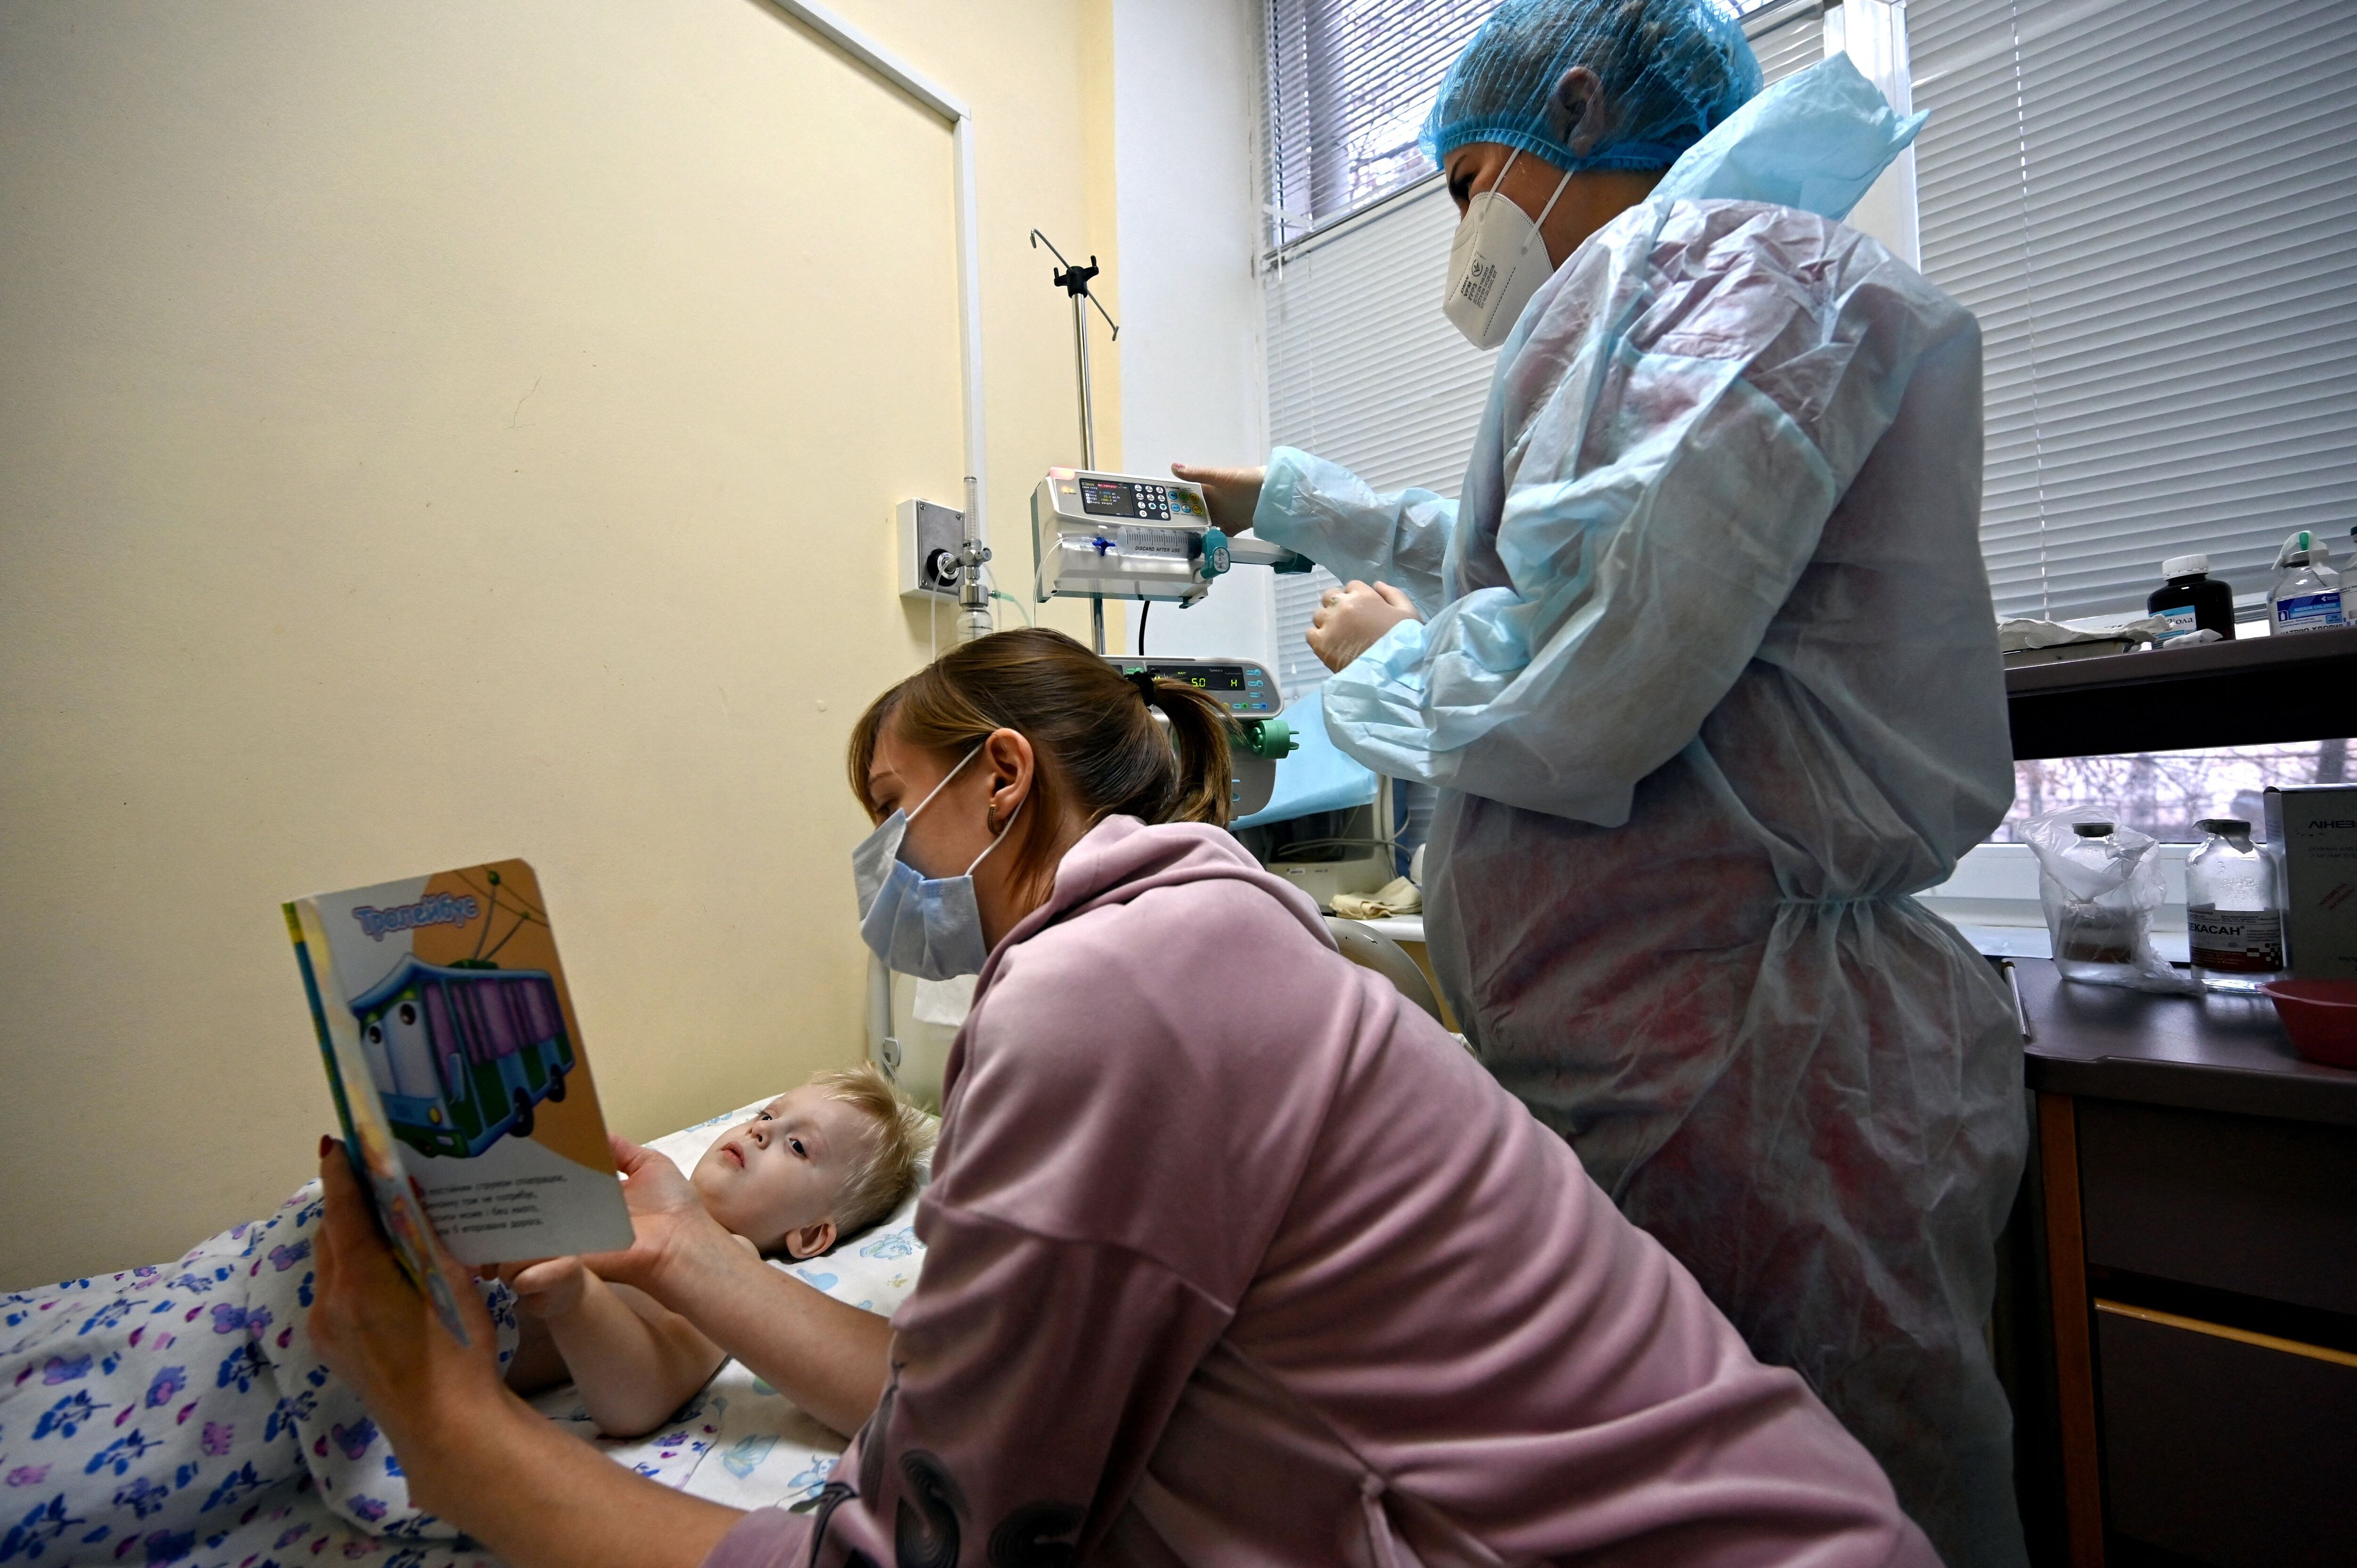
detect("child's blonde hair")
[815,1062,935,1237]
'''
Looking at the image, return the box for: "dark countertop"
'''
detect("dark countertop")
[2014,957,2357,1128]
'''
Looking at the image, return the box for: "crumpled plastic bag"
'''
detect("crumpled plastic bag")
[2019,808,2198,993]
[1997,616,2170,653]
[1332,876,1423,920]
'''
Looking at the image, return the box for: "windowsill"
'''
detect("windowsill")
[1932,919,2191,964]
[1368,845,2201,961]
[1922,840,2192,960]
[1366,911,2187,962]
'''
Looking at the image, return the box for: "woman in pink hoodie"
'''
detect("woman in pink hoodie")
[309,628,1936,1568]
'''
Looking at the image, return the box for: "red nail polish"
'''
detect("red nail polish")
[319,1134,333,1158]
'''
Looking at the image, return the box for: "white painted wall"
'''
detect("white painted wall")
[0,0,1119,1286]
[1110,0,1277,671]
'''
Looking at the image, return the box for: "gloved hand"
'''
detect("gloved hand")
[1170,461,1265,535]
[1310,580,1421,673]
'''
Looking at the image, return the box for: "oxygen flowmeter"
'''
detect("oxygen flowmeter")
[1033,467,1307,610]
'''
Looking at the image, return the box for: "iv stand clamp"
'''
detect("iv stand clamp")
[1024,230,1308,650]
[1031,229,1121,653]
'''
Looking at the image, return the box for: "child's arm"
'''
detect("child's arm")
[499,1256,727,1438]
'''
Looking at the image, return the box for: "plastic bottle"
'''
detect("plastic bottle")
[2269,530,2347,634]
[2146,553,2236,642]
[2184,818,2283,994]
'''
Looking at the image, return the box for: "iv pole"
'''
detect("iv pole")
[1030,230,1120,653]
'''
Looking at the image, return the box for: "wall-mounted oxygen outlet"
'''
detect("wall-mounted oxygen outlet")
[897,500,966,602]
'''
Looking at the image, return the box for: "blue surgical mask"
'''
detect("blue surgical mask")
[852,745,1021,981]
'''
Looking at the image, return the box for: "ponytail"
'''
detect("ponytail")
[848,629,1235,898]
[1128,674,1234,828]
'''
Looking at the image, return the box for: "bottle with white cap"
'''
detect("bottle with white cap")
[2270,530,2347,634]
[2146,553,2235,642]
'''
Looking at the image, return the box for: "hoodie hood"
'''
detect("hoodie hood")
[978,817,1333,1000]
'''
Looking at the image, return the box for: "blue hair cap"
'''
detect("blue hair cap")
[1421,0,1763,173]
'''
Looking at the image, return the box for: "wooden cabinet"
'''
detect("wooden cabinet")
[2094,1303,2357,1568]
[2012,961,2357,1568]
[2076,1098,2357,1314]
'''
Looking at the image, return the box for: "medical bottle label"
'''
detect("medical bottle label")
[2273,591,2346,632]
[2187,905,2285,972]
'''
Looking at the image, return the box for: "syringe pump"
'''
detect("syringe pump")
[1104,655,1295,818]
[1032,468,1308,609]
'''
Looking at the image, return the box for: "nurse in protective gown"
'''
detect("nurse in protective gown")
[1196,5,2031,1564]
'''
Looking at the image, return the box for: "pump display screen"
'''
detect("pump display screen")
[1080,477,1173,519]
[1113,662,1274,713]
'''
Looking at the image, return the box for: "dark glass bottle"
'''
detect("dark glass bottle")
[2147,553,2235,641]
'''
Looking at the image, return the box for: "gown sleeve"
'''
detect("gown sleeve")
[1321,204,1966,828]
[1253,446,1457,617]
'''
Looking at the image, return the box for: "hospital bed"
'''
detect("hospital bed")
[0,1098,927,1568]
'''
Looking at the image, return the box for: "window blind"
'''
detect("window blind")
[1262,1,1825,705]
[1263,0,1496,246]
[1912,0,2357,622]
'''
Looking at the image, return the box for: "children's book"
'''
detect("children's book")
[284,859,632,1338]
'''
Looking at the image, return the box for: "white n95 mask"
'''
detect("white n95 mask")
[851,744,1020,981]
[1442,149,1576,351]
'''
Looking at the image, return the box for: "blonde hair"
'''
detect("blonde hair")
[814,1062,935,1237]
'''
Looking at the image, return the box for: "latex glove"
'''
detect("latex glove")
[1168,461,1265,535]
[1333,876,1423,920]
[1310,580,1421,673]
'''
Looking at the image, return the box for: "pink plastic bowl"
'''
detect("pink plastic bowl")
[2262,980,2357,1069]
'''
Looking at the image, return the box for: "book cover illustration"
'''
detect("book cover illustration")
[285,860,633,1307]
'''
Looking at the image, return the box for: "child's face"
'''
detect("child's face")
[689,1086,872,1259]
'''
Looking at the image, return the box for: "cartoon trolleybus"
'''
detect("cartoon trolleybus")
[349,956,573,1158]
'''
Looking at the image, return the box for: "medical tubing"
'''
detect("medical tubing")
[1269,834,1399,859]
[978,558,1030,627]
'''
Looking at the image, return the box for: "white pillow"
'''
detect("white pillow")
[521,1096,932,1513]
[641,1095,929,1314]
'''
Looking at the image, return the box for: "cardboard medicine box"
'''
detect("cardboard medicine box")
[2263,784,2357,984]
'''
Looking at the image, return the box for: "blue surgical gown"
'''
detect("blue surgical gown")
[1252,198,2028,1568]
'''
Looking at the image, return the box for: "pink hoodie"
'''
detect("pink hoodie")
[707,819,1935,1567]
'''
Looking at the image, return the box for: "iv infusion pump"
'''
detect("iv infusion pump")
[1104,654,1289,820]
[1031,467,1305,608]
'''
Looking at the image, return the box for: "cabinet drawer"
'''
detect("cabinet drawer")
[2076,1098,2357,1313]
[2097,1303,2357,1567]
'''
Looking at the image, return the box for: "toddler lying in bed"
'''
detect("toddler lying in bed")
[498,1064,932,1437]
[0,1068,928,1563]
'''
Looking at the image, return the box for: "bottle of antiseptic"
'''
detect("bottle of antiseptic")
[2185,818,2283,993]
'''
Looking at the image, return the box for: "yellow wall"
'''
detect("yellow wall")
[0,0,1121,1286]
